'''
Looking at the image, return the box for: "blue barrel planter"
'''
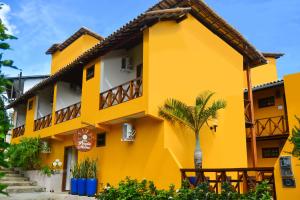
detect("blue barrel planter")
[86,178,97,197]
[188,177,197,186]
[70,178,78,195]
[77,178,87,196]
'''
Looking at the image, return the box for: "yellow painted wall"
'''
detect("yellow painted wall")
[146,15,248,169]
[11,14,251,189]
[79,117,180,189]
[252,87,285,120]
[247,140,285,168]
[274,72,300,200]
[51,34,100,74]
[244,57,278,87]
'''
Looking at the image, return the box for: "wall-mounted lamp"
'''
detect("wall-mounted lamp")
[210,118,218,132]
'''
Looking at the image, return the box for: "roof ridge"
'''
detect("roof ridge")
[46,27,104,54]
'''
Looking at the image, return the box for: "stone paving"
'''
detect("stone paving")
[0,192,95,200]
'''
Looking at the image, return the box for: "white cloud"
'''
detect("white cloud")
[0,3,17,35]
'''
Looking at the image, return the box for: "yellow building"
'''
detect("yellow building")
[7,0,300,199]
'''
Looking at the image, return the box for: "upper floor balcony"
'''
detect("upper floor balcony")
[12,104,26,138]
[100,77,143,109]
[12,42,143,138]
[246,115,289,141]
[244,80,288,141]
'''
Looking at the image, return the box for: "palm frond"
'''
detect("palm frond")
[196,91,215,107]
[203,100,227,120]
[159,98,195,131]
[159,92,226,135]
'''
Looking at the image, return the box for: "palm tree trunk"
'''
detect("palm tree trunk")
[194,131,202,169]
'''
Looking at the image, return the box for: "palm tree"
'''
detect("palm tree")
[158,91,226,169]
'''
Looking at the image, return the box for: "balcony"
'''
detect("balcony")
[12,125,25,138]
[100,77,143,109]
[55,102,81,124]
[181,167,276,199]
[34,114,52,131]
[246,115,289,141]
[244,99,252,127]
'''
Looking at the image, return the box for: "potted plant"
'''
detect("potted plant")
[78,158,89,196]
[70,164,79,195]
[86,159,97,196]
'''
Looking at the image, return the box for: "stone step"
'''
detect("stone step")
[0,181,37,186]
[6,186,45,193]
[0,177,29,181]
[0,170,19,174]
[4,173,22,177]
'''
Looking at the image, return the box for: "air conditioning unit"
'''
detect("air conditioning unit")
[122,123,136,142]
[121,56,134,72]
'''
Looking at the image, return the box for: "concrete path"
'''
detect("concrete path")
[0,192,96,200]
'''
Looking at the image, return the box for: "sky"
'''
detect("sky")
[1,0,300,78]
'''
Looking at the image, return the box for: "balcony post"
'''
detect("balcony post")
[246,64,257,168]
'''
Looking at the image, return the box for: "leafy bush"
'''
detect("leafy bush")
[40,165,52,177]
[87,159,97,179]
[71,163,80,179]
[79,158,90,179]
[6,137,41,170]
[96,178,272,200]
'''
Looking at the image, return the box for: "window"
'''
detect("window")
[86,65,95,80]
[96,133,106,147]
[258,96,275,108]
[262,147,279,158]
[28,100,33,110]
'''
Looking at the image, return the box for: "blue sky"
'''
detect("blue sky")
[1,0,300,78]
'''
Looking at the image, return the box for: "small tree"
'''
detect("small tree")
[290,116,300,159]
[0,3,18,195]
[158,91,226,169]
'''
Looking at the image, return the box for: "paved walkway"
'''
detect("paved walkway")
[0,192,96,200]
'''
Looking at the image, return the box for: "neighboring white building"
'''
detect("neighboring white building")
[5,75,49,143]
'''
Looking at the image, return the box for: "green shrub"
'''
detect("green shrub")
[40,165,52,177]
[71,163,80,179]
[6,137,41,170]
[87,159,97,179]
[96,178,272,200]
[79,158,90,179]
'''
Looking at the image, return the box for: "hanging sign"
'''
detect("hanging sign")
[73,128,96,152]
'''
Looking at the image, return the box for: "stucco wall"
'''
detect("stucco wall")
[36,87,53,119]
[23,170,63,193]
[100,44,142,92]
[274,72,300,200]
[55,81,81,111]
[146,14,247,169]
[23,78,45,93]
[14,104,26,127]
[244,57,279,88]
[51,34,100,74]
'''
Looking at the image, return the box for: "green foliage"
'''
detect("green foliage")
[96,178,272,200]
[77,158,98,179]
[290,116,300,158]
[87,159,97,179]
[40,165,52,177]
[0,3,18,195]
[71,163,80,179]
[6,137,42,170]
[79,158,90,179]
[159,91,226,134]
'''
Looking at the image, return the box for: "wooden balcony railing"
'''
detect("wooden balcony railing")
[244,99,252,126]
[55,102,81,124]
[34,114,52,131]
[181,168,276,199]
[12,125,25,138]
[246,115,289,138]
[100,77,143,109]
